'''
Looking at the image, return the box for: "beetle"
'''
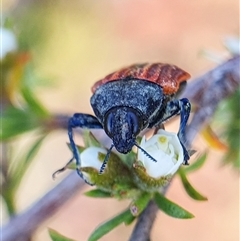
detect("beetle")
[58,63,191,185]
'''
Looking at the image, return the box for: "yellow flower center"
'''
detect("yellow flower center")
[158,136,167,144]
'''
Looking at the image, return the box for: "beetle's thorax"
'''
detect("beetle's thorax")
[90,79,164,127]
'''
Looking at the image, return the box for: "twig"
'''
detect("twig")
[183,55,240,145]
[128,55,240,241]
[2,172,85,241]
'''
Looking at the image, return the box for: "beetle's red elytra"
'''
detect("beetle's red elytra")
[92,63,191,95]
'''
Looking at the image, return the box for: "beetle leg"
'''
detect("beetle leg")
[178,99,191,143]
[99,143,114,174]
[177,98,191,164]
[68,113,102,185]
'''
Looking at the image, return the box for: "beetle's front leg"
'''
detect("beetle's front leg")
[178,98,191,144]
[177,98,191,164]
[55,113,102,185]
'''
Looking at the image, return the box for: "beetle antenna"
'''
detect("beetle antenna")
[134,143,157,162]
[99,143,115,174]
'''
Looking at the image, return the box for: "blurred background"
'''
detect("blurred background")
[2,0,239,240]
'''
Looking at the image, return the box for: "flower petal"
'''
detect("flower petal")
[81,147,107,170]
[137,129,184,178]
[141,149,174,178]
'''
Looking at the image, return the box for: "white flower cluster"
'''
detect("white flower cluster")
[1,28,17,59]
[78,130,184,184]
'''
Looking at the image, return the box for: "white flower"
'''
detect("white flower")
[80,147,107,170]
[223,36,240,55]
[137,129,184,178]
[1,28,17,60]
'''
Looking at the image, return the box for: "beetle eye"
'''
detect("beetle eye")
[104,112,113,138]
[127,112,140,136]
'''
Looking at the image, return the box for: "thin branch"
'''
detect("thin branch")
[2,172,85,241]
[128,55,240,241]
[182,55,240,145]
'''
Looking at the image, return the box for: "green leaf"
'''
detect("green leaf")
[1,134,47,215]
[211,87,240,169]
[84,189,112,198]
[67,143,85,154]
[24,135,47,166]
[88,209,133,241]
[10,135,47,190]
[221,88,240,169]
[87,131,102,148]
[82,130,102,148]
[124,213,136,225]
[1,107,39,140]
[21,87,49,117]
[48,229,76,241]
[116,151,136,169]
[153,192,194,219]
[178,168,207,201]
[185,152,208,173]
[130,192,151,216]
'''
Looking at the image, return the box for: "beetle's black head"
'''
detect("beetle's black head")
[103,106,143,153]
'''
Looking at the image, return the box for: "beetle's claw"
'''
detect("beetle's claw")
[76,168,95,186]
[183,160,190,165]
[52,165,72,180]
[52,167,66,180]
[99,163,106,175]
[52,157,75,179]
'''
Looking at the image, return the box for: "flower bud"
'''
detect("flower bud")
[79,147,107,182]
[133,129,184,190]
[1,28,17,60]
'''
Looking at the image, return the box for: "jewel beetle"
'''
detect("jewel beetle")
[60,63,191,184]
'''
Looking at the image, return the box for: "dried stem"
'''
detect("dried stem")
[183,55,240,145]
[2,173,85,241]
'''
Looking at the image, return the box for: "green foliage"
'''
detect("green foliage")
[1,55,50,141]
[212,87,240,168]
[184,152,208,173]
[9,135,47,184]
[13,6,51,52]
[82,130,102,148]
[1,133,48,215]
[153,192,194,219]
[21,86,49,117]
[178,168,207,201]
[221,88,240,168]
[54,129,200,240]
[49,229,76,241]
[84,189,112,198]
[1,21,53,216]
[130,192,151,216]
[88,209,134,241]
[1,107,40,139]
